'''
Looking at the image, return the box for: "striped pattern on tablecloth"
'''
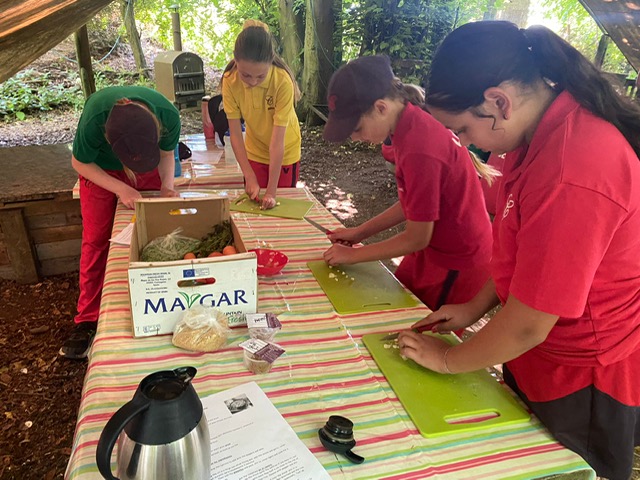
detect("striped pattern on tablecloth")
[65,188,594,480]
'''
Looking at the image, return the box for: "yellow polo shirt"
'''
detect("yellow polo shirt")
[222,65,301,165]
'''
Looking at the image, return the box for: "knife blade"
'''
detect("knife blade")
[380,323,438,341]
[306,218,333,235]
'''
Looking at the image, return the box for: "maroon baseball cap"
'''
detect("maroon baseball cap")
[323,55,394,143]
[105,102,160,173]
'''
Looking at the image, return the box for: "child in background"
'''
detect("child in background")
[322,55,496,311]
[399,21,640,479]
[61,86,181,360]
[221,20,301,210]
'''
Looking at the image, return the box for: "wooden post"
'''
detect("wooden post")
[594,34,611,69]
[74,25,96,98]
[0,208,40,284]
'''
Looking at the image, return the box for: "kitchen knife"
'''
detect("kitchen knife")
[381,323,440,341]
[306,217,333,235]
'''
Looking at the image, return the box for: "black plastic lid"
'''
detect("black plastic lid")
[125,367,203,445]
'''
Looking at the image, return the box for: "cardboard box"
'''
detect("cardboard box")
[128,196,257,337]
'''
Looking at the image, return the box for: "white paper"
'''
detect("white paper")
[202,382,330,480]
[109,222,134,245]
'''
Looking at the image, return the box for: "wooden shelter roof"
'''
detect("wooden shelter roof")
[579,0,640,71]
[0,0,638,84]
[0,0,112,83]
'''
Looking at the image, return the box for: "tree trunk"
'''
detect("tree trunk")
[483,0,497,20]
[497,0,530,28]
[301,0,335,124]
[74,25,96,98]
[278,0,304,80]
[120,0,149,79]
[333,0,343,66]
[359,0,376,56]
[594,34,611,68]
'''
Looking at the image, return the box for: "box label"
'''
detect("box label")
[129,257,257,337]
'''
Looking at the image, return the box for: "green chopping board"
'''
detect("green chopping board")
[308,260,419,314]
[362,333,530,437]
[230,194,313,220]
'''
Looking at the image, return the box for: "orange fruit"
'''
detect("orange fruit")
[208,251,223,257]
[222,245,238,256]
[183,252,196,260]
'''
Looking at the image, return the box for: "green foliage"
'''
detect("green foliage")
[341,0,482,85]
[541,0,633,75]
[132,0,280,72]
[0,70,83,120]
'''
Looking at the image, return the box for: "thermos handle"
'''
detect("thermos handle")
[96,396,150,480]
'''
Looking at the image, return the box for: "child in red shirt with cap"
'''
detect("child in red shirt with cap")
[322,55,496,312]
[399,21,640,479]
[61,86,181,359]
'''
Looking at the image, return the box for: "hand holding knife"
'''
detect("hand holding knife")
[381,321,446,341]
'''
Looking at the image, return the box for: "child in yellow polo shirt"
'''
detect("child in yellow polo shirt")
[221,20,302,209]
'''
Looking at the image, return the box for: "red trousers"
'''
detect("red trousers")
[248,160,300,188]
[395,251,490,311]
[75,170,161,324]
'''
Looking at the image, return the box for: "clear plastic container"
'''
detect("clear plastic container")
[243,350,273,375]
[248,327,279,343]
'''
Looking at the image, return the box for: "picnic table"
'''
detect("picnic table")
[64,186,595,479]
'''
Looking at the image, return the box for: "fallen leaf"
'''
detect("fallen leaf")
[30,326,50,335]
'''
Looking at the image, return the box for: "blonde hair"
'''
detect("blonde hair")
[221,19,301,102]
[385,78,499,184]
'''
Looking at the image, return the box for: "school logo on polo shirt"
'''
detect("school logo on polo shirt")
[502,193,515,219]
[266,95,274,110]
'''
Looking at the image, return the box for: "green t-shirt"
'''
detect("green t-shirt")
[72,86,181,171]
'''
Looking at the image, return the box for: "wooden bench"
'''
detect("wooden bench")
[0,144,81,283]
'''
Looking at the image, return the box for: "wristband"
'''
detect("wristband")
[443,346,453,374]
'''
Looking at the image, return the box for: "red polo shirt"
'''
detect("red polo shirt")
[393,103,492,271]
[493,91,640,404]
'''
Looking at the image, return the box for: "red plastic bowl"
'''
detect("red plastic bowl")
[249,248,288,276]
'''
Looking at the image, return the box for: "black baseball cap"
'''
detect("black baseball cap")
[105,102,160,173]
[323,55,394,143]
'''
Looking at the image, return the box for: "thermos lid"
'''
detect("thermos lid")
[125,367,203,445]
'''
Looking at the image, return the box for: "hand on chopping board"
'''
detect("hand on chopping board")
[245,176,261,203]
[413,303,481,335]
[260,193,277,210]
[328,227,362,246]
[160,186,180,198]
[323,242,361,266]
[397,330,451,373]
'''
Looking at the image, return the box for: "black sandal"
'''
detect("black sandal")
[59,321,97,360]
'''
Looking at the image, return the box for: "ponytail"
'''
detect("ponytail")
[427,21,640,158]
[221,20,301,103]
[388,78,499,183]
[524,25,640,157]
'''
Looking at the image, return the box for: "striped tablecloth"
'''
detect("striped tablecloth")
[72,134,245,199]
[65,188,595,480]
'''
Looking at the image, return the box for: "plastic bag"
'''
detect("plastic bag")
[172,306,231,352]
[141,227,201,262]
